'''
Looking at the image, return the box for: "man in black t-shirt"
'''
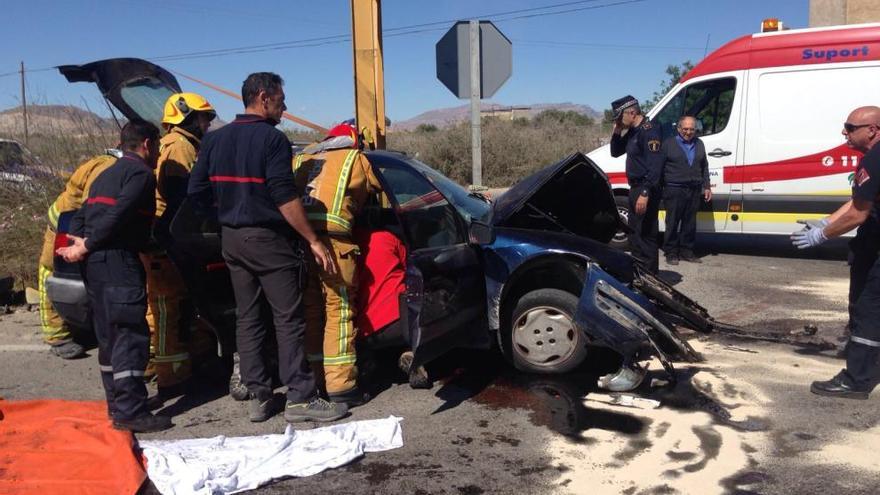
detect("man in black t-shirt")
[792,105,880,399]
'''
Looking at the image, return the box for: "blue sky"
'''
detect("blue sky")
[0,0,808,129]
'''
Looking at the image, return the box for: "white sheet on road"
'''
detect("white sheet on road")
[139,415,403,495]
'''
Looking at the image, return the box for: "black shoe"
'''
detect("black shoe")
[285,397,349,423]
[113,413,173,433]
[810,371,870,400]
[665,256,679,266]
[680,254,702,263]
[248,394,277,422]
[399,351,432,389]
[50,341,86,359]
[328,387,372,408]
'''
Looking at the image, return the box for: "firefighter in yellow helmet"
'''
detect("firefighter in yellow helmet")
[39,150,121,359]
[294,123,382,407]
[142,92,216,398]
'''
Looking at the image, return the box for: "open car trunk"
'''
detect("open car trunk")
[58,58,181,127]
[492,152,621,244]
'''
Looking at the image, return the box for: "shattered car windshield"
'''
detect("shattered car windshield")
[120,77,175,127]
[406,158,492,224]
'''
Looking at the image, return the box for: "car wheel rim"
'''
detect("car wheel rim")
[614,205,629,242]
[512,305,578,368]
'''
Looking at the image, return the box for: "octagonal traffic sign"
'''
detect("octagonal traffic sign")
[436,21,512,99]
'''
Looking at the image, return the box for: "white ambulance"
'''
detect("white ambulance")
[587,22,880,246]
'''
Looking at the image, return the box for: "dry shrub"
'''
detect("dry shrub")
[388,118,610,187]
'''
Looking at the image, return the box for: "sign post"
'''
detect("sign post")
[436,21,511,186]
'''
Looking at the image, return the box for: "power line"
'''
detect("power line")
[2,0,652,75]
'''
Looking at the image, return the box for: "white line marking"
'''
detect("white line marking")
[0,344,50,351]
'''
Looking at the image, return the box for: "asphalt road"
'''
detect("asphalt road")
[1,235,878,495]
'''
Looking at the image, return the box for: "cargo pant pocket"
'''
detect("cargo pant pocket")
[106,285,147,326]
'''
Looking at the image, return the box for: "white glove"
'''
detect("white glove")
[796,218,829,231]
[791,226,828,249]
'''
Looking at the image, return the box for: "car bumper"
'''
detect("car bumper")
[45,274,90,330]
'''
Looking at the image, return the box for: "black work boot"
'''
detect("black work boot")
[113,413,173,433]
[248,393,276,422]
[810,370,871,400]
[398,351,432,389]
[50,341,86,359]
[284,397,349,423]
[328,386,372,408]
[665,255,679,266]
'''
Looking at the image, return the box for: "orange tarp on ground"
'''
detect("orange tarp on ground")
[0,399,146,495]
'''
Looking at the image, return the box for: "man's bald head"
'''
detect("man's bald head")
[847,106,880,125]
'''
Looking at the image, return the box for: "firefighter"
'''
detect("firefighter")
[141,93,216,398]
[294,123,383,407]
[57,119,171,432]
[39,149,121,359]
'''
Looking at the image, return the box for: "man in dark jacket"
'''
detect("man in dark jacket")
[661,116,711,265]
[188,72,347,423]
[57,119,172,433]
[610,95,664,274]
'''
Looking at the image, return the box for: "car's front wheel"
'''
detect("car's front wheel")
[502,289,588,374]
[610,194,631,250]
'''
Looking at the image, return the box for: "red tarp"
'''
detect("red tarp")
[0,399,146,495]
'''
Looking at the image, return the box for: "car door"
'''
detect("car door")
[650,72,745,233]
[372,158,489,367]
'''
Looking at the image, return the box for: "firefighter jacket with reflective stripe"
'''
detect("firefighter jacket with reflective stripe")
[47,153,118,231]
[156,127,199,219]
[293,148,381,236]
[70,152,156,253]
[188,114,298,230]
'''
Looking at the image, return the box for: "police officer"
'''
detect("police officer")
[294,123,383,406]
[57,119,172,432]
[610,95,664,274]
[142,92,216,400]
[188,72,348,423]
[792,105,880,399]
[39,149,121,359]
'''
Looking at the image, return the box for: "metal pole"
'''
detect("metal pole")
[469,20,482,187]
[20,61,28,146]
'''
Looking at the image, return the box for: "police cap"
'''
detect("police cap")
[611,95,639,120]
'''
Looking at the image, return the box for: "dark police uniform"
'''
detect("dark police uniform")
[842,140,880,391]
[70,151,156,420]
[611,117,664,273]
[188,114,317,405]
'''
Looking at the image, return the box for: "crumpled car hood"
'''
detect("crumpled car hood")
[491,152,620,244]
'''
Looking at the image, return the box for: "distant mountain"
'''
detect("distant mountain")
[0,104,116,137]
[394,102,602,131]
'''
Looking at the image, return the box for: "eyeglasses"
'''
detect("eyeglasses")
[844,122,873,133]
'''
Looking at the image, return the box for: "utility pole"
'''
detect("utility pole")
[469,20,482,187]
[20,61,28,146]
[351,0,387,150]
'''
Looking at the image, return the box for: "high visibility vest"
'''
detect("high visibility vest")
[47,153,118,231]
[293,148,382,236]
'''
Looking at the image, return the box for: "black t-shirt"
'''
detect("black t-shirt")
[852,142,880,247]
[852,141,880,206]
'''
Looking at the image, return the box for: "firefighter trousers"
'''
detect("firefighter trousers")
[141,252,192,387]
[37,228,71,344]
[845,251,880,389]
[84,249,150,420]
[305,236,360,396]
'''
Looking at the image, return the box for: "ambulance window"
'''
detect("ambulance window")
[653,77,736,138]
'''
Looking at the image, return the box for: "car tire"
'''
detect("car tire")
[610,194,631,251]
[502,289,587,374]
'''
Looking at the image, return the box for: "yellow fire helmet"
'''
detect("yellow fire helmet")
[161,92,216,128]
